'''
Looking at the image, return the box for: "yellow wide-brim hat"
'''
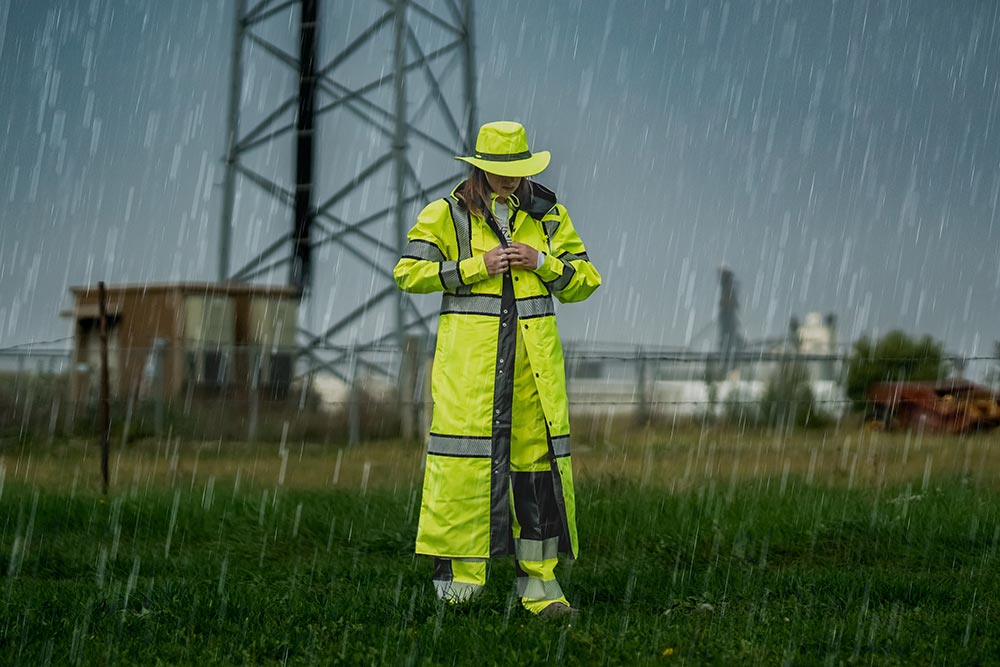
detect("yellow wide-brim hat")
[455,121,551,177]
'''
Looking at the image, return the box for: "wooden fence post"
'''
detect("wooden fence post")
[348,348,361,446]
[248,348,260,442]
[98,281,110,496]
[635,346,649,425]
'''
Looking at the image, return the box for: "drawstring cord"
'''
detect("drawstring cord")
[489,192,519,213]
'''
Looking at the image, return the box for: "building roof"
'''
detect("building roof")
[69,282,302,299]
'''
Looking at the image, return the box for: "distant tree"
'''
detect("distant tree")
[845,330,946,410]
[985,340,1000,390]
[759,361,824,429]
[722,384,756,429]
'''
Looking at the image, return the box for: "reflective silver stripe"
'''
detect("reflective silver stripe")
[515,537,560,563]
[542,218,560,241]
[428,434,492,457]
[434,581,483,603]
[441,293,501,316]
[558,251,590,263]
[450,199,472,259]
[440,294,554,318]
[516,295,555,319]
[549,260,575,292]
[403,239,445,262]
[440,260,463,291]
[447,198,474,296]
[517,577,564,601]
[551,435,571,458]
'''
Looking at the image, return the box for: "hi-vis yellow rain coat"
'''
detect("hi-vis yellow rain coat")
[394,182,601,558]
[394,180,601,560]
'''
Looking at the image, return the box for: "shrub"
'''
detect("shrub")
[759,361,826,429]
[846,331,945,411]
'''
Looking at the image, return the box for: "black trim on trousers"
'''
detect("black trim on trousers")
[511,471,563,542]
[433,558,453,582]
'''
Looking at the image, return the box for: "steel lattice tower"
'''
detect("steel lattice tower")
[218,0,478,396]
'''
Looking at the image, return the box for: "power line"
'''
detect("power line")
[3,336,1000,365]
[0,336,74,353]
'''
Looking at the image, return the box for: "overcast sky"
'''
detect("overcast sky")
[2,0,999,364]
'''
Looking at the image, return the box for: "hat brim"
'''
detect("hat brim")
[455,151,551,178]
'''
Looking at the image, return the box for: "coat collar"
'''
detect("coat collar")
[450,179,558,220]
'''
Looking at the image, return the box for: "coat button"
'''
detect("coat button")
[523,324,529,330]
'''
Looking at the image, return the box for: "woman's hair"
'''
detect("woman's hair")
[456,167,529,217]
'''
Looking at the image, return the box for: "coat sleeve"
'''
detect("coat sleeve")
[394,199,490,294]
[533,205,602,303]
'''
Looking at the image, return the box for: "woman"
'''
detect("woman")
[394,121,601,616]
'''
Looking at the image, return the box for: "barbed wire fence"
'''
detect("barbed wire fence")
[2,337,999,446]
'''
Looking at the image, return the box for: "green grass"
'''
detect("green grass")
[2,468,1000,664]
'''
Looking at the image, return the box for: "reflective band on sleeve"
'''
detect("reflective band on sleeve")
[428,434,492,457]
[542,218,561,241]
[403,239,446,262]
[516,295,555,319]
[441,293,502,316]
[548,261,576,292]
[551,435,571,458]
[516,577,564,601]
[448,199,472,260]
[515,537,561,563]
[557,251,590,263]
[439,260,463,291]
[446,198,474,296]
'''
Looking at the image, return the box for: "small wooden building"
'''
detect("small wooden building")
[64,282,300,402]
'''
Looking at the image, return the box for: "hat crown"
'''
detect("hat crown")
[456,120,550,177]
[474,121,530,156]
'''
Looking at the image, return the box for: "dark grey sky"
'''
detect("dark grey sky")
[2,0,999,361]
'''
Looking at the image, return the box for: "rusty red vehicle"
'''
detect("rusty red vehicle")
[866,379,1000,434]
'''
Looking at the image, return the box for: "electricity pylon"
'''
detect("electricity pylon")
[218,0,478,396]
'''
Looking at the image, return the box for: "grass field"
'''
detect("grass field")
[2,426,1000,665]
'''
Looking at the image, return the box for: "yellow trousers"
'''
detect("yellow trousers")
[433,329,569,613]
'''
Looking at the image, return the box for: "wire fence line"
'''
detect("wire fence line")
[295,344,992,364]
[1,338,996,385]
[0,336,74,351]
[2,342,992,363]
[2,338,998,445]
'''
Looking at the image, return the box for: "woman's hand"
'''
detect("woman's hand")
[484,245,509,275]
[504,242,539,270]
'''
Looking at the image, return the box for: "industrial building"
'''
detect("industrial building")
[63,282,300,403]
